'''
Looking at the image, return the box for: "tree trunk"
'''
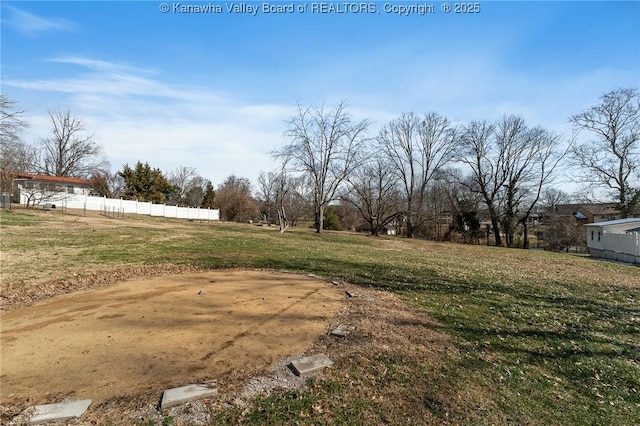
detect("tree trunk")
[619,184,630,218]
[490,215,502,246]
[368,219,376,236]
[316,206,324,233]
[522,220,530,249]
[504,219,514,247]
[406,217,414,238]
[278,206,288,233]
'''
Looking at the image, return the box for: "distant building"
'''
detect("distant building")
[585,218,640,265]
[551,203,620,225]
[11,172,92,204]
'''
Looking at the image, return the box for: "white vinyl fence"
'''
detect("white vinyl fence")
[602,233,640,257]
[590,232,640,265]
[20,190,219,221]
[602,232,640,264]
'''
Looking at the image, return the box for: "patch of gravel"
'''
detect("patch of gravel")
[232,355,308,406]
[3,363,305,426]
[155,356,311,426]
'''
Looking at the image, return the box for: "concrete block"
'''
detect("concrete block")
[161,382,217,409]
[289,353,333,376]
[330,324,355,337]
[27,399,92,424]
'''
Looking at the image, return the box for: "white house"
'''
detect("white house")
[585,218,640,265]
[12,172,93,199]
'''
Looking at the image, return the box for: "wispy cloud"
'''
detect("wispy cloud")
[9,57,293,183]
[8,52,635,186]
[3,5,76,36]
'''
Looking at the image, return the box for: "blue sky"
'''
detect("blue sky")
[2,1,639,190]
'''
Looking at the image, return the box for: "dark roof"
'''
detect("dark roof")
[553,203,619,217]
[583,204,620,216]
[552,203,583,216]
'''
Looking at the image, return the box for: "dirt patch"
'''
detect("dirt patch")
[80,284,455,425]
[1,264,206,312]
[0,270,344,413]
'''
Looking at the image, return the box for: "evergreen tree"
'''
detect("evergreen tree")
[119,161,177,203]
[201,181,216,208]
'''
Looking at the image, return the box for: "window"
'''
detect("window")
[591,231,594,241]
[598,231,601,241]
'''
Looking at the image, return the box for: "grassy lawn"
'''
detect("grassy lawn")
[1,207,639,425]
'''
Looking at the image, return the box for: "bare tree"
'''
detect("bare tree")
[272,167,301,233]
[342,156,403,236]
[168,166,209,207]
[424,169,456,240]
[184,176,209,208]
[540,187,569,210]
[36,109,109,178]
[378,112,457,238]
[545,213,585,251]
[495,116,567,247]
[444,169,483,244]
[273,169,290,233]
[257,171,277,225]
[516,127,566,249]
[570,88,640,218]
[495,115,534,246]
[457,119,507,246]
[284,174,313,228]
[273,101,371,233]
[89,170,124,198]
[0,95,28,146]
[458,116,566,248]
[0,95,31,193]
[216,175,259,222]
[257,166,312,233]
[169,166,197,204]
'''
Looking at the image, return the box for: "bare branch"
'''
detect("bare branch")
[378,112,457,238]
[272,101,371,233]
[569,87,640,217]
[36,109,109,178]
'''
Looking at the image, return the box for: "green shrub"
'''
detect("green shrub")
[323,207,343,231]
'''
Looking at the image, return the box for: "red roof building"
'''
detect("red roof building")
[11,172,93,202]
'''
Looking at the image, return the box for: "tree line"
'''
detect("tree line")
[269,88,639,248]
[1,88,638,249]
